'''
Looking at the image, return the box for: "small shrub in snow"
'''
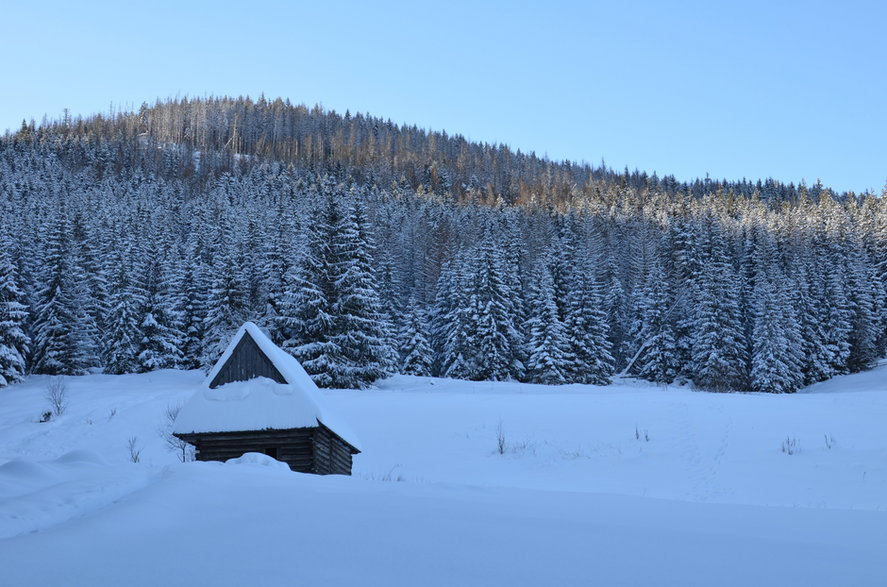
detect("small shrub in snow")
[635,425,650,442]
[781,436,800,455]
[493,420,536,456]
[127,436,142,463]
[362,466,407,483]
[564,446,587,460]
[164,402,181,422]
[380,466,406,482]
[45,376,68,417]
[508,440,537,456]
[824,434,836,450]
[159,402,195,463]
[107,408,117,421]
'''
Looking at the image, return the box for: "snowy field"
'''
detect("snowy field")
[1,368,886,586]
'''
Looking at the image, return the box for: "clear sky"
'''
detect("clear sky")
[2,0,885,194]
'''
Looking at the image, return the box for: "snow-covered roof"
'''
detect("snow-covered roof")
[173,322,361,451]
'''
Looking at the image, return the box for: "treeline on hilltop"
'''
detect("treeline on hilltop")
[13,96,851,208]
[0,98,885,392]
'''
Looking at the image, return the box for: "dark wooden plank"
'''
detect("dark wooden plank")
[177,419,354,475]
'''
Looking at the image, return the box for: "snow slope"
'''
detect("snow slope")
[0,368,885,585]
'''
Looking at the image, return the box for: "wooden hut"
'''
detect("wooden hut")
[173,322,361,475]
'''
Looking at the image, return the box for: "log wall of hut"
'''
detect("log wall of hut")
[176,428,316,473]
[313,425,354,476]
[208,332,286,389]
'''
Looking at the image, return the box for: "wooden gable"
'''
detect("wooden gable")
[208,330,286,389]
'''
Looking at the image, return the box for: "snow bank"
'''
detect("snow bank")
[225,452,291,471]
[0,462,884,587]
[0,451,153,539]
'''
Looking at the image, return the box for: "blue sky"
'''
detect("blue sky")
[3,0,885,193]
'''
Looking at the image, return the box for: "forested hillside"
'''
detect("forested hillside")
[0,96,885,392]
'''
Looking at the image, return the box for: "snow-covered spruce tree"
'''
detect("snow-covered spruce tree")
[808,194,854,379]
[564,255,614,385]
[279,195,341,387]
[689,222,748,391]
[626,256,679,383]
[0,239,30,386]
[201,228,250,370]
[774,271,806,390]
[76,214,111,345]
[259,208,300,344]
[792,240,834,384]
[172,242,209,370]
[667,218,704,379]
[432,254,472,379]
[501,212,528,381]
[602,255,629,371]
[749,269,804,393]
[550,216,579,325]
[329,197,393,388]
[844,237,884,372]
[30,214,96,375]
[135,253,183,372]
[242,216,269,314]
[525,260,570,385]
[280,262,339,387]
[101,253,143,375]
[369,198,405,330]
[819,246,853,377]
[398,298,433,376]
[67,247,101,371]
[463,234,519,381]
[863,192,887,356]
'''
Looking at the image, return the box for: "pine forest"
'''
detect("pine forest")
[1,96,885,393]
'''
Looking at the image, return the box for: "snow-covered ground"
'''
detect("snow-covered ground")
[1,369,885,585]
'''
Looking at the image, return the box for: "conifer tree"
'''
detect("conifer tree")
[280,190,344,388]
[0,239,29,386]
[626,257,679,383]
[564,256,614,385]
[398,299,433,376]
[501,213,528,380]
[30,215,96,375]
[525,261,570,385]
[845,241,883,372]
[136,254,183,372]
[750,269,804,393]
[689,223,748,391]
[201,228,250,370]
[259,210,299,344]
[330,197,393,388]
[463,235,518,381]
[102,256,142,375]
[602,257,629,370]
[820,255,853,377]
[172,246,209,370]
[79,218,112,344]
[432,255,472,379]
